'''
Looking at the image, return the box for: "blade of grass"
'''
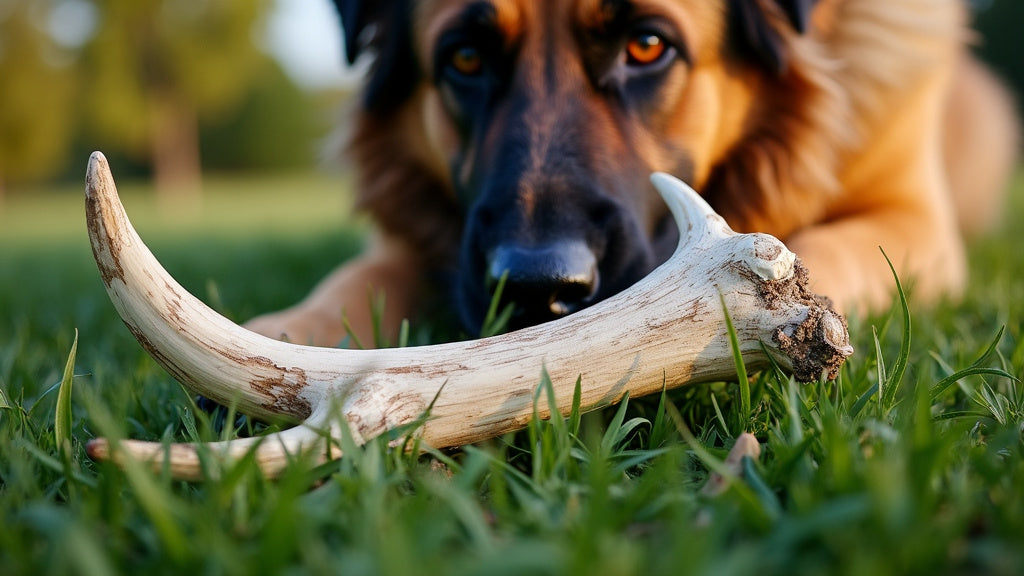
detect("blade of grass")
[340,311,365,350]
[119,448,190,560]
[529,368,569,479]
[205,279,226,315]
[0,385,11,411]
[481,271,514,338]
[610,447,670,471]
[879,249,911,411]
[600,392,631,456]
[933,410,995,422]
[973,380,1011,425]
[664,400,755,501]
[599,393,651,458]
[720,292,750,434]
[933,368,1017,398]
[568,375,583,437]
[741,454,782,520]
[369,289,391,348]
[782,378,805,445]
[534,367,567,439]
[849,381,879,421]
[84,396,190,560]
[709,393,730,438]
[180,405,200,442]
[648,378,672,448]
[872,325,886,419]
[398,319,410,348]
[759,340,791,384]
[55,329,78,459]
[930,327,1016,399]
[20,439,97,487]
[393,380,446,454]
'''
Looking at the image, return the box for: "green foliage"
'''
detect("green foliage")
[77,0,278,194]
[0,0,79,184]
[81,0,272,151]
[1,172,1024,574]
[199,61,331,172]
[0,0,324,190]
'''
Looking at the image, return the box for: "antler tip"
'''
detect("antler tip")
[650,171,732,253]
[85,151,113,201]
[650,172,697,204]
[85,437,111,461]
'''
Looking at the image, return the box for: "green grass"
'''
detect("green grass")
[2,170,1024,575]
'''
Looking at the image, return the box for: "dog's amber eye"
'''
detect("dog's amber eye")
[625,33,666,66]
[450,46,483,76]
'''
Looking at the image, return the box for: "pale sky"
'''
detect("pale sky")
[44,0,363,90]
[265,0,365,89]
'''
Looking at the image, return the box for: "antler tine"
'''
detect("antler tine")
[84,153,851,480]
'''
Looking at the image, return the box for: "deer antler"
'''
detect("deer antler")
[83,152,851,480]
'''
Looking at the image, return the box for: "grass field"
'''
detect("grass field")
[1,169,1023,575]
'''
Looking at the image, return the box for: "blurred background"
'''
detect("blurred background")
[0,0,358,204]
[0,0,1020,397]
[0,0,1019,205]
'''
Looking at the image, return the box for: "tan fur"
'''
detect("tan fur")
[244,233,423,346]
[246,0,1019,347]
[944,55,1021,236]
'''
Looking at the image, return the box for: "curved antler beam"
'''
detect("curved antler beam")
[83,152,851,480]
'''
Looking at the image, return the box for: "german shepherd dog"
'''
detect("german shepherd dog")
[246,0,1019,347]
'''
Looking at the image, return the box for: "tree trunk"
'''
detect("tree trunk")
[149,91,202,205]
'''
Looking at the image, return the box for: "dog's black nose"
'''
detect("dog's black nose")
[486,240,599,321]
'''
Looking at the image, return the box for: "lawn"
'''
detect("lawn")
[1,167,1022,576]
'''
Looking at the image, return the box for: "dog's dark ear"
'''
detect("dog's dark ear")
[727,0,819,75]
[776,0,816,34]
[332,0,399,65]
[332,0,374,65]
[331,0,420,113]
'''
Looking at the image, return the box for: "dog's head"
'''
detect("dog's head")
[334,0,825,333]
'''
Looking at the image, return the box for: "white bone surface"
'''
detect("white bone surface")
[83,152,852,479]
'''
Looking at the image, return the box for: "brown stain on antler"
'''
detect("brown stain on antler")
[85,158,127,288]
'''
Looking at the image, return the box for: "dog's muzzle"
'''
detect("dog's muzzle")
[486,239,599,324]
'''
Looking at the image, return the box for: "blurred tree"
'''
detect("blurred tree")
[80,0,273,200]
[0,0,78,198]
[200,59,332,172]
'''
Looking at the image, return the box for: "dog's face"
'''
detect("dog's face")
[336,0,817,333]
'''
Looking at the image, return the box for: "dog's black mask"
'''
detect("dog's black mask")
[453,150,679,334]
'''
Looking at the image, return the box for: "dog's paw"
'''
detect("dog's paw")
[243,311,313,345]
[244,307,365,348]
